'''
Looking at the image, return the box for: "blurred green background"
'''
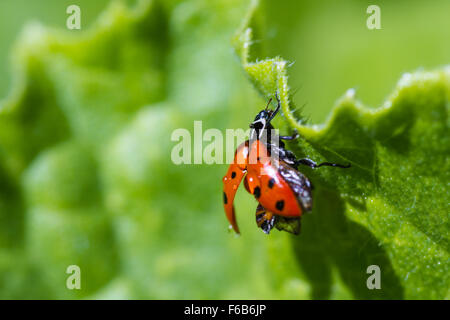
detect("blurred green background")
[0,0,448,299]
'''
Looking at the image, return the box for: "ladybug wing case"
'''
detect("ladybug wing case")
[259,161,312,235]
[222,142,249,234]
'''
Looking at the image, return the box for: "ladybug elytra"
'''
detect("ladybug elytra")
[222,94,350,235]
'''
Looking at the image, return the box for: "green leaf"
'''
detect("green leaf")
[0,0,448,300]
[233,0,449,299]
[0,0,167,298]
[0,0,274,299]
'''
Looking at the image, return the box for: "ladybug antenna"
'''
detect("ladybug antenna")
[268,93,281,123]
[264,98,273,111]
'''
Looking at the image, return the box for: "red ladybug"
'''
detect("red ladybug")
[222,94,350,235]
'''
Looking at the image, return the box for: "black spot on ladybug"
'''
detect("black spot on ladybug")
[231,171,236,179]
[276,200,285,211]
[253,187,261,199]
[223,192,228,204]
[268,178,275,189]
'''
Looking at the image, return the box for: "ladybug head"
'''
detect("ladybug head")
[249,97,281,131]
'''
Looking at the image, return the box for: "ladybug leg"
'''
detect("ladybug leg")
[255,204,276,234]
[279,131,299,141]
[296,158,351,169]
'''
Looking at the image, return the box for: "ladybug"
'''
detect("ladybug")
[222,94,350,235]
